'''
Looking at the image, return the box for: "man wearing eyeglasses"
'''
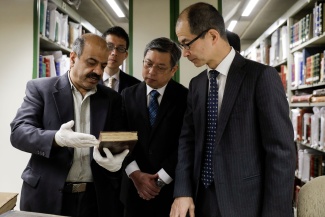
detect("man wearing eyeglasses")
[101,26,140,93]
[170,2,295,217]
[120,37,188,217]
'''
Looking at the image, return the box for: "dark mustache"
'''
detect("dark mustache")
[86,72,101,80]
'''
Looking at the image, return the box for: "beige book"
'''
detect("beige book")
[99,131,137,155]
[0,192,18,214]
[0,210,67,216]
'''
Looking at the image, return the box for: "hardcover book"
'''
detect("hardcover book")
[0,192,18,215]
[99,131,137,155]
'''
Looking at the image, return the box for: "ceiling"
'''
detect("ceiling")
[63,0,297,51]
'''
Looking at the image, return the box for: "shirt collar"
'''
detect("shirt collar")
[146,83,168,97]
[103,69,120,82]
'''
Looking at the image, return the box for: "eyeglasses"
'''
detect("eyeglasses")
[107,43,127,53]
[143,60,171,74]
[179,29,210,50]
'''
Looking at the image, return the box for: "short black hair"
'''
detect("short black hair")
[102,26,129,49]
[227,30,241,52]
[144,37,181,68]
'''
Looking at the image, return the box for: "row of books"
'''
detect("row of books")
[40,0,83,49]
[297,149,325,182]
[291,107,325,151]
[39,51,69,78]
[247,26,288,67]
[290,1,325,49]
[291,47,325,87]
[291,87,325,103]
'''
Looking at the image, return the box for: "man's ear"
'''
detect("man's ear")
[209,29,219,41]
[70,52,77,65]
[171,65,179,76]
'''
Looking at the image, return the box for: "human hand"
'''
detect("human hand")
[55,120,99,148]
[93,146,129,172]
[129,171,160,200]
[170,197,195,217]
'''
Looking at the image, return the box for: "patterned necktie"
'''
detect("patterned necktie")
[201,70,219,188]
[107,77,115,89]
[148,90,160,126]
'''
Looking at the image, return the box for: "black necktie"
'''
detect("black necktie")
[201,70,219,188]
[148,90,160,126]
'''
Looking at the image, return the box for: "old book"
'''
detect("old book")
[0,192,18,214]
[313,88,325,96]
[311,95,325,102]
[0,210,67,216]
[99,131,137,155]
[291,94,312,103]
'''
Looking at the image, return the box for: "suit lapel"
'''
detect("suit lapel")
[150,80,175,135]
[90,87,108,138]
[215,53,247,145]
[53,73,74,125]
[137,82,151,128]
[118,70,127,93]
[53,73,74,155]
[196,71,209,152]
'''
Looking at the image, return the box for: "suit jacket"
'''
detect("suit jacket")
[120,79,188,216]
[118,70,141,93]
[10,73,124,216]
[100,70,141,93]
[174,53,296,217]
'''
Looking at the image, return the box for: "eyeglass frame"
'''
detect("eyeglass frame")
[107,42,128,53]
[143,60,173,74]
[179,29,210,50]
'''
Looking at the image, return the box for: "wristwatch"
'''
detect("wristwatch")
[156,178,166,188]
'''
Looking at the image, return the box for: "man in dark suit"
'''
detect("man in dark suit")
[101,26,140,93]
[10,33,128,217]
[120,37,188,217]
[170,3,296,217]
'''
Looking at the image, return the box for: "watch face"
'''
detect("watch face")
[156,179,165,188]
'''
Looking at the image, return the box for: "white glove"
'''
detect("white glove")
[55,120,99,148]
[93,146,129,172]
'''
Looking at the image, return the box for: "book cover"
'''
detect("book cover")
[291,94,312,103]
[0,192,18,214]
[99,131,137,155]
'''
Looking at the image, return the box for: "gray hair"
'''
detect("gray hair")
[72,36,85,58]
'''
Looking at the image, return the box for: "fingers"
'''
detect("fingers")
[93,146,102,161]
[73,132,99,147]
[62,120,74,129]
[169,197,195,217]
[103,147,114,159]
[138,182,160,200]
[74,132,97,141]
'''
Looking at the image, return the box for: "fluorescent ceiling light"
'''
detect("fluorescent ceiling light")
[242,0,259,17]
[223,1,241,23]
[227,20,237,31]
[106,0,125,17]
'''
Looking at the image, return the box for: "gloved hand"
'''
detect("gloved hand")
[93,146,129,172]
[55,120,99,148]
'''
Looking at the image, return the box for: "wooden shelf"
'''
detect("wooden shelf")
[39,35,71,54]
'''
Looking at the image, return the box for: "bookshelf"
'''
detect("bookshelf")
[34,0,102,79]
[243,0,325,209]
